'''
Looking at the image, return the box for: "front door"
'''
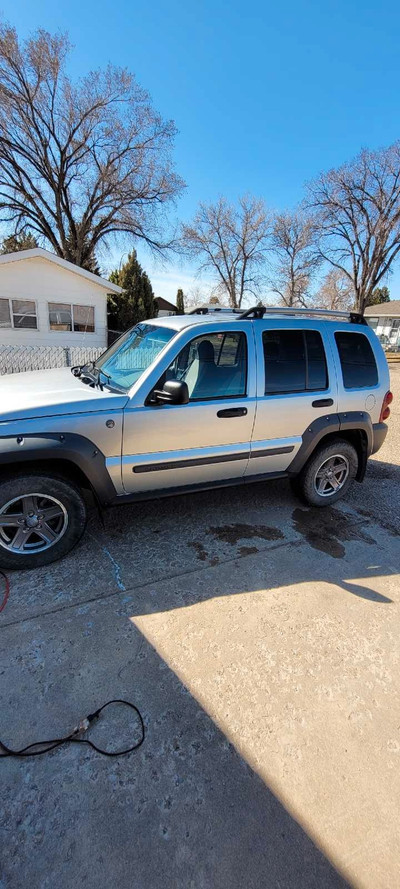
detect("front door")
[122,325,256,494]
[247,322,338,477]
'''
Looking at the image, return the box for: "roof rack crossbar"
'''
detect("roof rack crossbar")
[237,306,367,325]
[239,306,266,319]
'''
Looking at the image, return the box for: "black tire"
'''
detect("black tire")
[0,472,87,570]
[293,438,358,507]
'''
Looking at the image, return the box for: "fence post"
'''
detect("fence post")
[64,347,71,367]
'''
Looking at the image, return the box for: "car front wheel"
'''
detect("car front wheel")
[0,472,87,570]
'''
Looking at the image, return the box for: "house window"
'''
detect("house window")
[12,300,37,329]
[0,298,11,328]
[73,304,95,332]
[49,303,72,331]
[48,303,95,333]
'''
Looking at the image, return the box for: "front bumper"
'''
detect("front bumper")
[371,423,388,455]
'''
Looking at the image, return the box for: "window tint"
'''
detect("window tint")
[0,299,11,328]
[263,329,328,394]
[12,300,37,330]
[164,331,247,400]
[335,332,378,389]
[306,329,328,389]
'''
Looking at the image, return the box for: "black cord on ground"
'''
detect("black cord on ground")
[0,699,145,758]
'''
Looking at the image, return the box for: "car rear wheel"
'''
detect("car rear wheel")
[293,439,358,507]
[0,473,87,570]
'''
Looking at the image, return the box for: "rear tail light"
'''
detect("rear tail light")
[379,390,393,422]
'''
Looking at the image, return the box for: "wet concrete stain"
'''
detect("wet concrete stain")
[208,523,284,546]
[239,545,260,557]
[189,541,219,566]
[356,507,400,538]
[292,507,376,559]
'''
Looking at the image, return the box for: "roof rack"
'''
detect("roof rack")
[188,305,239,315]
[237,306,368,325]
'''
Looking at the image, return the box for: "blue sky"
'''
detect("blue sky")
[1,0,400,300]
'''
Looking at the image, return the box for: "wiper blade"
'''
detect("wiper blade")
[72,362,124,392]
[92,364,126,393]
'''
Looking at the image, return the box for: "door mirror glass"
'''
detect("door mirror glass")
[153,379,189,405]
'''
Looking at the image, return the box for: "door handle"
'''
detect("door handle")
[312,398,334,408]
[217,407,248,418]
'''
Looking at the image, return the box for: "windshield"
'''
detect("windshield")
[95,323,176,391]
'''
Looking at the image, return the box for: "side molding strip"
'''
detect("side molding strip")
[133,452,249,473]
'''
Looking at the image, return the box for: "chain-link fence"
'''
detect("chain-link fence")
[0,345,105,375]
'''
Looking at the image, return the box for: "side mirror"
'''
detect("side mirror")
[153,379,189,405]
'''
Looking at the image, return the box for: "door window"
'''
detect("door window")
[163,331,247,400]
[263,329,328,394]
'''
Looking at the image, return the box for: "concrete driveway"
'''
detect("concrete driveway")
[1,367,399,889]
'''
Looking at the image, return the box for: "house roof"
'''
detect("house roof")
[365,299,400,316]
[0,247,123,294]
[155,296,177,311]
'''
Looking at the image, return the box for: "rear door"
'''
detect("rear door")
[121,323,256,493]
[247,321,338,477]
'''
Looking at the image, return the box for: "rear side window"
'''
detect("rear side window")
[263,329,328,394]
[334,332,378,389]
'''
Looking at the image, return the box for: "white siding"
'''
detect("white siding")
[0,257,109,348]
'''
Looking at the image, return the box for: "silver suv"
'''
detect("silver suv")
[0,306,392,569]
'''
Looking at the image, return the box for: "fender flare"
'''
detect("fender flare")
[0,432,117,504]
[287,411,373,481]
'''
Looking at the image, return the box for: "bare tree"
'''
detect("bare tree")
[181,196,270,308]
[307,142,400,313]
[268,210,320,306]
[314,268,354,311]
[0,24,184,271]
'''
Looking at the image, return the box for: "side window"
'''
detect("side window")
[263,329,328,394]
[334,332,378,389]
[164,331,247,400]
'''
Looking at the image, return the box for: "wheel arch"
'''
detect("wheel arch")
[287,412,372,482]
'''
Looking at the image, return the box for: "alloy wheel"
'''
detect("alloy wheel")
[0,493,68,554]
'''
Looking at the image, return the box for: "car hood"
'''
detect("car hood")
[0,367,128,422]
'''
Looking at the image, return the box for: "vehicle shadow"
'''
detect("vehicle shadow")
[1,615,351,889]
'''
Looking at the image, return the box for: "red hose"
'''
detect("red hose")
[0,570,10,613]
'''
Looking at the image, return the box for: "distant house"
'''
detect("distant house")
[155,296,177,316]
[365,300,400,350]
[0,248,122,350]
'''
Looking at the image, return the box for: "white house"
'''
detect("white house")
[0,248,122,350]
[365,299,400,351]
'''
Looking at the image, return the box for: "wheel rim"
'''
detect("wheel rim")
[0,493,68,555]
[314,454,350,497]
